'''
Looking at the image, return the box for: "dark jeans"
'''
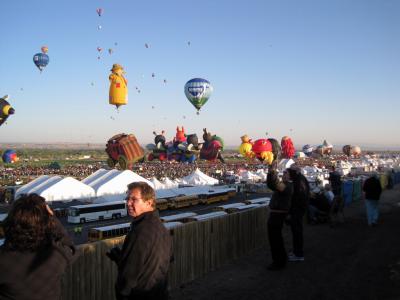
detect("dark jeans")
[268,212,288,266]
[289,211,305,257]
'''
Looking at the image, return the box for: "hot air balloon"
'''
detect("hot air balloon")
[2,149,19,163]
[302,144,314,157]
[281,136,295,159]
[108,48,113,55]
[0,95,15,127]
[145,43,149,48]
[184,78,213,114]
[41,46,48,54]
[96,8,103,16]
[97,47,102,53]
[98,25,102,30]
[109,64,128,109]
[33,50,49,72]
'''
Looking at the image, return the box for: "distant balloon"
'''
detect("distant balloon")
[184,78,213,113]
[91,82,94,86]
[33,52,49,72]
[114,42,118,46]
[96,8,103,16]
[265,132,269,136]
[183,115,186,119]
[145,43,149,48]
[163,79,167,84]
[41,46,48,54]
[151,106,155,109]
[98,25,102,30]
[97,47,102,52]
[97,56,101,60]
[187,41,191,46]
[108,48,113,55]
[2,149,19,164]
[151,73,155,78]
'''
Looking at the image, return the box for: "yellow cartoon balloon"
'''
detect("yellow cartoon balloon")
[260,151,274,165]
[238,134,254,159]
[109,64,128,108]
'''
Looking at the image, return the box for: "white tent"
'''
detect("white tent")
[161,177,179,188]
[150,177,166,190]
[81,168,112,185]
[16,176,95,202]
[86,170,154,203]
[15,175,52,199]
[181,169,219,185]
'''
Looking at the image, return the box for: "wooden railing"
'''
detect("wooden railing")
[61,206,268,300]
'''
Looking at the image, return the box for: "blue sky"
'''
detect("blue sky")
[0,0,399,148]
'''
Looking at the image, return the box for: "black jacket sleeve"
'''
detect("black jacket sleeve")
[267,169,280,191]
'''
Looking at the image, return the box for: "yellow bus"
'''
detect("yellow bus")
[169,194,199,209]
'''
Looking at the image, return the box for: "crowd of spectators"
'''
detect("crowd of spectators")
[0,161,264,186]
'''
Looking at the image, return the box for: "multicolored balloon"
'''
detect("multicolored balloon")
[184,78,213,114]
[96,8,103,16]
[41,46,48,54]
[2,149,19,163]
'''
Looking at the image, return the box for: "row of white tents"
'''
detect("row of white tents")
[12,155,400,203]
[14,168,220,203]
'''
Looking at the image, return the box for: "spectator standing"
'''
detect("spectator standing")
[266,162,293,270]
[329,165,342,197]
[0,194,76,300]
[363,174,382,227]
[287,165,310,262]
[107,182,173,300]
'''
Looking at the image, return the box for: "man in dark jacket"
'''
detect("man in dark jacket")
[266,162,294,270]
[363,174,382,227]
[287,165,310,261]
[107,182,173,300]
[329,166,342,197]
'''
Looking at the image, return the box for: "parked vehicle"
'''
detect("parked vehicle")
[67,201,127,224]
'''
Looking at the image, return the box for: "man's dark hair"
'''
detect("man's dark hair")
[127,182,156,209]
[3,194,62,252]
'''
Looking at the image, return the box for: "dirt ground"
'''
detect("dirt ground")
[170,185,400,300]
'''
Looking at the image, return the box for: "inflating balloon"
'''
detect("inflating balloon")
[184,78,213,114]
[109,64,128,109]
[343,145,361,157]
[281,136,295,159]
[302,144,314,157]
[33,50,49,72]
[200,128,224,162]
[252,139,274,164]
[238,135,254,159]
[2,149,19,163]
[0,95,15,127]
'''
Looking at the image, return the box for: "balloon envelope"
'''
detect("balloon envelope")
[33,53,49,71]
[184,78,213,111]
[41,46,48,54]
[2,149,18,163]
